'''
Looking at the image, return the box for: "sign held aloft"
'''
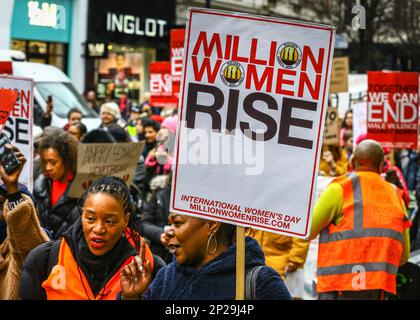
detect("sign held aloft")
[69,142,144,198]
[367,71,419,149]
[323,107,340,146]
[329,56,349,93]
[0,75,34,191]
[149,61,178,108]
[171,8,335,239]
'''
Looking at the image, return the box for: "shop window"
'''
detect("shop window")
[11,39,68,73]
[11,39,26,52]
[28,41,48,55]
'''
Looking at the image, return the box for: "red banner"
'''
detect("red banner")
[0,62,13,75]
[149,61,177,108]
[170,29,185,106]
[0,88,18,133]
[367,71,419,149]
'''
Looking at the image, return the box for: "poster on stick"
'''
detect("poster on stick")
[171,29,186,105]
[149,61,178,108]
[329,56,349,93]
[352,101,367,149]
[323,107,340,145]
[171,8,335,238]
[367,71,419,149]
[69,142,144,198]
[0,75,33,191]
[0,89,18,134]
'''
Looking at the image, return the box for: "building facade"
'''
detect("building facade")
[84,0,176,103]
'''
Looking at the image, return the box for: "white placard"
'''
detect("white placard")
[0,75,34,191]
[171,8,335,238]
[352,101,367,149]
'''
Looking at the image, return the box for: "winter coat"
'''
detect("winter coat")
[248,229,309,278]
[0,196,49,299]
[33,174,79,240]
[19,219,164,300]
[140,187,171,262]
[143,237,291,300]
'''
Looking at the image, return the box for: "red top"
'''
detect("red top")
[51,172,73,207]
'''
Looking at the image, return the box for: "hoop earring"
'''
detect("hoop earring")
[206,232,218,255]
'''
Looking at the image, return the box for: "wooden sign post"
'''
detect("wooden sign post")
[236,226,245,300]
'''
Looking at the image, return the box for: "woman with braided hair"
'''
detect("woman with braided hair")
[19,176,163,300]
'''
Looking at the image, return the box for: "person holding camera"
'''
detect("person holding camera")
[0,143,49,299]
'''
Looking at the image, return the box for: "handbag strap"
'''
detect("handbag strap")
[245,266,264,300]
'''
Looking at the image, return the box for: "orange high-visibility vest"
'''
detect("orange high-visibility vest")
[42,232,154,300]
[317,171,408,295]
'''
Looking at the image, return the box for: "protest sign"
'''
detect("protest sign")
[149,61,178,108]
[0,62,13,75]
[329,56,349,93]
[367,71,419,149]
[352,101,367,149]
[171,8,335,238]
[171,28,186,106]
[68,142,144,198]
[0,89,18,133]
[323,107,340,145]
[0,75,33,191]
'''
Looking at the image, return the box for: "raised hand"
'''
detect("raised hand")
[120,238,152,299]
[0,145,26,194]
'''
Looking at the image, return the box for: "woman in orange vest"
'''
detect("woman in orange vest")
[19,176,159,300]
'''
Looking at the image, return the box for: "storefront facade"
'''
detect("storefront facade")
[85,0,175,103]
[10,0,73,73]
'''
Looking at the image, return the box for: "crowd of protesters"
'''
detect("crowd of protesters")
[1,88,420,300]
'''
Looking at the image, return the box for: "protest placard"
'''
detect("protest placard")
[0,75,33,191]
[68,142,144,198]
[367,71,419,149]
[323,107,340,145]
[171,8,335,238]
[149,61,178,108]
[329,56,349,93]
[0,89,18,133]
[0,62,13,75]
[171,28,186,106]
[352,101,367,149]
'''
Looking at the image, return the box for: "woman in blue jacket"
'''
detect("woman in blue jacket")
[120,213,291,300]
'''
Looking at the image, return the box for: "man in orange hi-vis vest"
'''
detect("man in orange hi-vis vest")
[310,140,411,300]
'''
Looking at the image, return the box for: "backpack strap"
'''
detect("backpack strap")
[245,266,264,300]
[46,239,62,275]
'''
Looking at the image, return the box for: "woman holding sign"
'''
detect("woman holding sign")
[120,214,291,300]
[20,176,163,300]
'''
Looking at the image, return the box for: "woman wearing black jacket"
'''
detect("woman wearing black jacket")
[139,172,174,263]
[33,132,79,240]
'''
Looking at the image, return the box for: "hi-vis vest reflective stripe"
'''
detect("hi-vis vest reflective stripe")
[317,172,407,295]
[42,233,154,300]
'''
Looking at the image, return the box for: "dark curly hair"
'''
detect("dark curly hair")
[39,132,79,174]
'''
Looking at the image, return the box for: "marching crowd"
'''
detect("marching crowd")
[0,91,419,300]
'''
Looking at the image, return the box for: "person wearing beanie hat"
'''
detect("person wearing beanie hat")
[161,115,178,135]
[99,102,122,128]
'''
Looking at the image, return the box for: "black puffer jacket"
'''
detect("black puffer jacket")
[139,187,171,263]
[33,174,79,240]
